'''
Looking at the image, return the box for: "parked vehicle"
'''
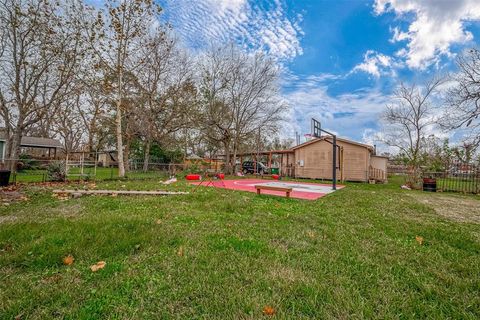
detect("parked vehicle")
[242,161,268,174]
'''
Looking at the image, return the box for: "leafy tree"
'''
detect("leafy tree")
[90,0,162,177]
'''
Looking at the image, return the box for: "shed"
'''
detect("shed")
[292,137,387,182]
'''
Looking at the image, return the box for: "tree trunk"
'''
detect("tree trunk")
[143,140,150,172]
[123,138,130,172]
[8,129,22,172]
[224,141,231,174]
[115,100,125,177]
[3,128,12,167]
[87,130,94,154]
[232,142,238,174]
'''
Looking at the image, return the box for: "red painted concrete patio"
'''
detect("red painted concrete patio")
[192,178,344,200]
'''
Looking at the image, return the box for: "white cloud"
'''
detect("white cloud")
[280,74,391,144]
[374,0,480,69]
[352,50,394,78]
[161,0,303,60]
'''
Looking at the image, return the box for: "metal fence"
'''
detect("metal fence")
[424,171,480,194]
[3,158,219,184]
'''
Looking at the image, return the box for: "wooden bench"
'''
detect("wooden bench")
[255,185,292,198]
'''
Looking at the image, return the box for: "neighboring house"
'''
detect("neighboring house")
[97,151,118,167]
[0,131,63,162]
[184,154,224,171]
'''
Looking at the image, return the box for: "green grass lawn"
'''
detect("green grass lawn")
[1,176,479,319]
[11,167,169,183]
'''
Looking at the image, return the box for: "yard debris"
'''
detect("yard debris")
[415,235,424,245]
[62,255,75,266]
[52,192,69,201]
[401,185,412,190]
[306,230,316,239]
[52,189,189,197]
[71,192,83,199]
[177,246,184,257]
[263,306,276,316]
[160,177,177,185]
[0,186,29,204]
[90,261,106,272]
[155,219,162,224]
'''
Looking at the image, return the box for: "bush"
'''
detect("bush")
[18,154,39,170]
[47,161,66,182]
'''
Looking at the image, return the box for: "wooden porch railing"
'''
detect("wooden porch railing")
[369,166,386,182]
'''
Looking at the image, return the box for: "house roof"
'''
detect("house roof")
[292,136,374,151]
[218,149,294,157]
[0,130,62,148]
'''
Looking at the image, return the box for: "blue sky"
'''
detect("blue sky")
[158,0,480,148]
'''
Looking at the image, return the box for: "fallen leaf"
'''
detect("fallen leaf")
[90,261,106,272]
[62,255,75,266]
[415,236,424,245]
[306,230,316,239]
[155,219,162,224]
[177,246,184,257]
[263,305,275,316]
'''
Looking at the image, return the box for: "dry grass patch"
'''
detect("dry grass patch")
[410,192,480,224]
[269,264,308,284]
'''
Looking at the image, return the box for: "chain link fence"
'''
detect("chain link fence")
[3,158,220,184]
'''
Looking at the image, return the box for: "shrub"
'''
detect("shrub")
[47,161,66,182]
[18,154,39,170]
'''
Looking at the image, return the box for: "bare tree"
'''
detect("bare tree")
[198,47,235,173]
[0,0,84,171]
[134,30,182,171]
[443,48,480,147]
[381,77,444,186]
[52,95,85,155]
[226,48,286,170]
[198,45,285,173]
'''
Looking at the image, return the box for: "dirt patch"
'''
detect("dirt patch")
[410,192,480,224]
[0,185,28,206]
